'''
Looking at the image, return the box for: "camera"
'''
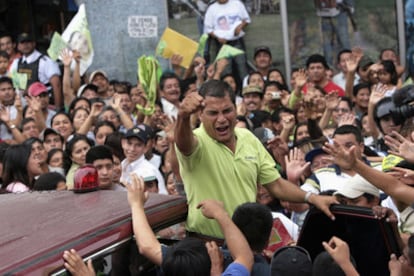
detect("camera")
[390,85,414,125]
[271,91,281,100]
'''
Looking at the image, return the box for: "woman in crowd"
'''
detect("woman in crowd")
[2,144,43,193]
[64,134,94,189]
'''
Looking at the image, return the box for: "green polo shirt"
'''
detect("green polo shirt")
[176,125,280,238]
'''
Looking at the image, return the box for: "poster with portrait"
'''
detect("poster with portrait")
[62,3,94,75]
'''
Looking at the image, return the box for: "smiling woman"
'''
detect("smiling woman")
[2,143,42,193]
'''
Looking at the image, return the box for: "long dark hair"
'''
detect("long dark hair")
[2,144,32,189]
[63,134,94,174]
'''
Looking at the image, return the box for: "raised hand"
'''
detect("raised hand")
[385,131,414,163]
[171,54,184,68]
[61,48,73,67]
[295,68,307,89]
[126,173,149,208]
[369,84,387,106]
[285,147,310,183]
[178,92,204,118]
[322,140,357,170]
[325,91,340,111]
[337,113,355,127]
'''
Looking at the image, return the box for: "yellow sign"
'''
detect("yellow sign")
[156,28,198,69]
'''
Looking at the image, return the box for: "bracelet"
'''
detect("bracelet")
[304,191,313,203]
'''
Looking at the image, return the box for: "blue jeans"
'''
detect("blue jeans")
[321,11,350,66]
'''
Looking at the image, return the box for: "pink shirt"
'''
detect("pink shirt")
[6,182,30,193]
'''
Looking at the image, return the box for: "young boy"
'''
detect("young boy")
[120,126,166,194]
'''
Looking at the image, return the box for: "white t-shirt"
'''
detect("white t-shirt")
[204,0,251,41]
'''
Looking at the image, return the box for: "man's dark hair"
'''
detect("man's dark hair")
[352,83,370,97]
[86,145,113,164]
[104,132,126,161]
[313,251,356,276]
[20,117,36,131]
[33,172,66,191]
[336,49,352,64]
[0,76,13,87]
[306,54,329,69]
[162,237,211,276]
[232,202,273,252]
[81,84,98,95]
[264,81,285,92]
[333,125,363,143]
[0,50,9,60]
[93,120,116,136]
[199,80,236,104]
[159,72,180,91]
[379,48,398,60]
[339,96,353,110]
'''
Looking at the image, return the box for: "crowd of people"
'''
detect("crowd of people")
[2,0,414,275]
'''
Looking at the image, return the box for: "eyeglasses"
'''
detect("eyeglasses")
[334,108,350,113]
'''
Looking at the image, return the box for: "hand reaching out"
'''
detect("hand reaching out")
[294,68,307,89]
[63,249,95,276]
[337,113,355,127]
[171,54,183,68]
[384,131,414,163]
[369,84,387,106]
[285,147,310,183]
[325,91,340,111]
[206,241,224,276]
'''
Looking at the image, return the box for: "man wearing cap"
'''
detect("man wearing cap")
[121,125,166,194]
[10,33,62,108]
[27,81,56,127]
[42,128,64,152]
[301,125,376,194]
[241,85,263,116]
[242,46,273,87]
[303,54,345,96]
[89,70,111,103]
[334,174,381,207]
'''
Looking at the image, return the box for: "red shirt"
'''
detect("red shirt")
[302,81,345,97]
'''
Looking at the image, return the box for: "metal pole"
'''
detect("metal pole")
[396,0,406,68]
[280,0,291,85]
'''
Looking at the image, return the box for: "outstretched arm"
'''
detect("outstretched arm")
[323,140,414,206]
[175,92,203,156]
[197,199,253,272]
[127,174,162,266]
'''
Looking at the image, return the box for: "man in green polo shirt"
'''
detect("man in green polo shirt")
[175,80,338,238]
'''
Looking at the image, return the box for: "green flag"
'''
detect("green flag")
[47,32,68,61]
[136,55,160,116]
[197,34,208,56]
[10,71,28,90]
[215,45,244,62]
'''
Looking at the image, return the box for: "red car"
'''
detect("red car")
[0,191,187,275]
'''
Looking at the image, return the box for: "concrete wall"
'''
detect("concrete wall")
[79,0,168,83]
